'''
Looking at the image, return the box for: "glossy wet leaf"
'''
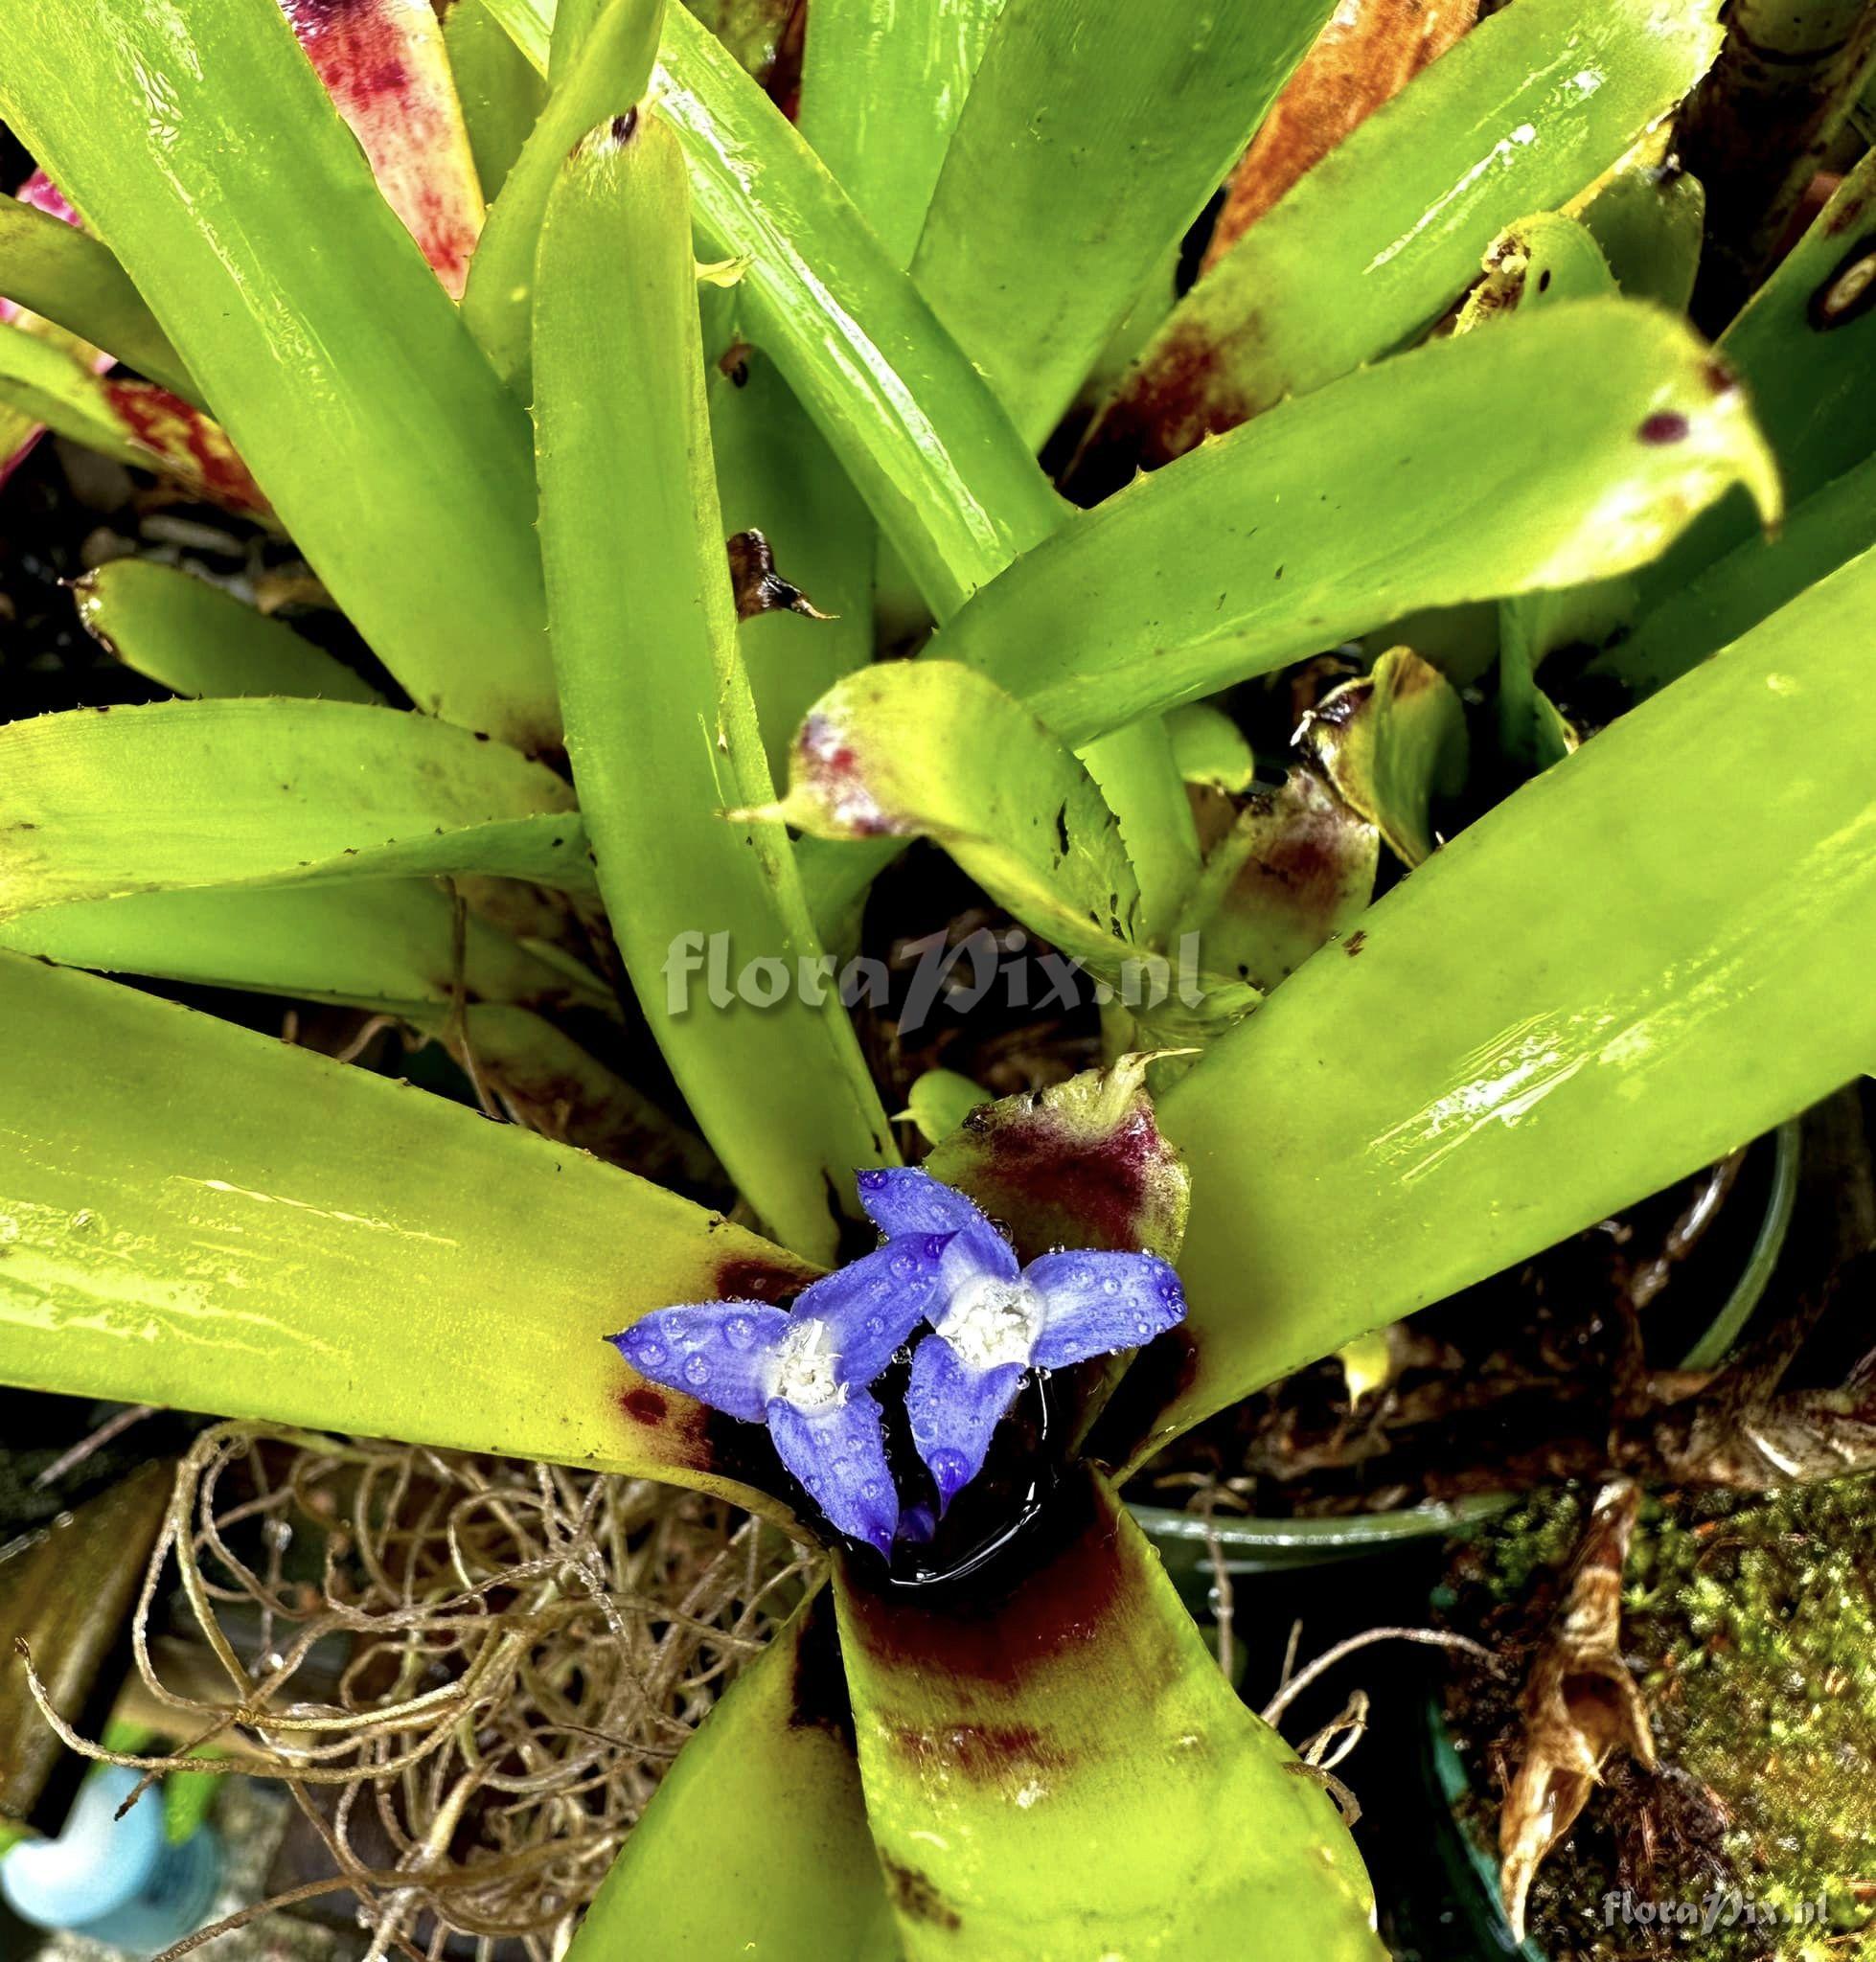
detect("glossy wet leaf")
[0,879,611,1021]
[1116,547,1876,1468]
[571,1590,896,1962]
[0,325,270,519]
[0,196,194,399]
[1201,0,1478,274]
[74,561,382,704]
[652,2,1064,618]
[910,0,1337,447]
[282,0,485,297]
[1072,0,1723,486]
[1177,768,1378,994]
[1618,152,1876,689]
[0,953,819,1518]
[923,1055,1190,1262]
[462,0,664,397]
[769,660,1153,991]
[834,1469,1381,1961]
[940,300,1779,748]
[0,0,555,749]
[1300,647,1469,867]
[534,111,891,1262]
[798,0,1004,264]
[0,698,590,916]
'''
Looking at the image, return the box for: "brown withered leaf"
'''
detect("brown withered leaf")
[1498,1479,1657,1943]
[725,528,834,623]
[1202,0,1479,274]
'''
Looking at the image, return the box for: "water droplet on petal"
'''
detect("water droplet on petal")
[637,1339,665,1366]
[1102,1276,1119,1294]
[725,1313,755,1346]
[890,1251,914,1278]
[683,1354,710,1386]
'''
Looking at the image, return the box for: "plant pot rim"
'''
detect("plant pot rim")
[1131,1121,1802,1565]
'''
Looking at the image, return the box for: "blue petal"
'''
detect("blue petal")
[1024,1250,1187,1369]
[855,1166,989,1239]
[905,1334,1023,1513]
[766,1388,899,1555]
[608,1303,789,1423]
[793,1237,952,1387]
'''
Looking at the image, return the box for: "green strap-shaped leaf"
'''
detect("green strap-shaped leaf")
[534,112,892,1263]
[0,952,820,1514]
[0,322,271,520]
[834,1469,1382,1960]
[571,1589,898,1962]
[1613,150,1876,689]
[0,0,556,749]
[1115,547,1876,1469]
[939,299,1779,747]
[1580,158,1705,314]
[1608,449,1876,696]
[652,3,1064,618]
[462,0,664,396]
[0,196,194,400]
[911,0,1336,449]
[798,0,1005,265]
[0,698,591,915]
[73,560,382,704]
[444,0,548,202]
[1070,0,1723,489]
[770,661,1153,990]
[0,878,611,1020]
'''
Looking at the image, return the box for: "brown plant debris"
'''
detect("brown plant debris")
[14,1424,812,1960]
[1498,1477,1656,1942]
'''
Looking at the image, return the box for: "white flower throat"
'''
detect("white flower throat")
[767,1317,845,1411]
[937,1276,1043,1371]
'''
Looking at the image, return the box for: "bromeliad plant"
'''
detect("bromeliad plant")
[0,0,1873,1953]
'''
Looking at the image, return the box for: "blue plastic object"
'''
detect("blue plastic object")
[2,1766,222,1955]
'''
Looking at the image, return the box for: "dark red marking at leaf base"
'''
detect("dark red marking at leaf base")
[840,1469,1124,1688]
[1636,411,1690,445]
[611,107,640,145]
[712,1251,819,1304]
[1698,359,1736,398]
[1343,928,1368,957]
[787,1593,857,1752]
[1082,1323,1201,1470]
[887,1720,1066,1784]
[952,1095,1165,1258]
[103,382,271,514]
[881,1859,962,1930]
[617,1385,668,1426]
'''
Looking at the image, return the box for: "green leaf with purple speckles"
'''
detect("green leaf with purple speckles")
[0,952,821,1522]
[833,1468,1383,1961]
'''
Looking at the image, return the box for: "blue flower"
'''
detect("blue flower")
[857,1169,1187,1513]
[609,1235,951,1555]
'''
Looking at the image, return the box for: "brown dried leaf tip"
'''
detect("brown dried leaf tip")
[725,529,834,623]
[1499,1478,1657,1942]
